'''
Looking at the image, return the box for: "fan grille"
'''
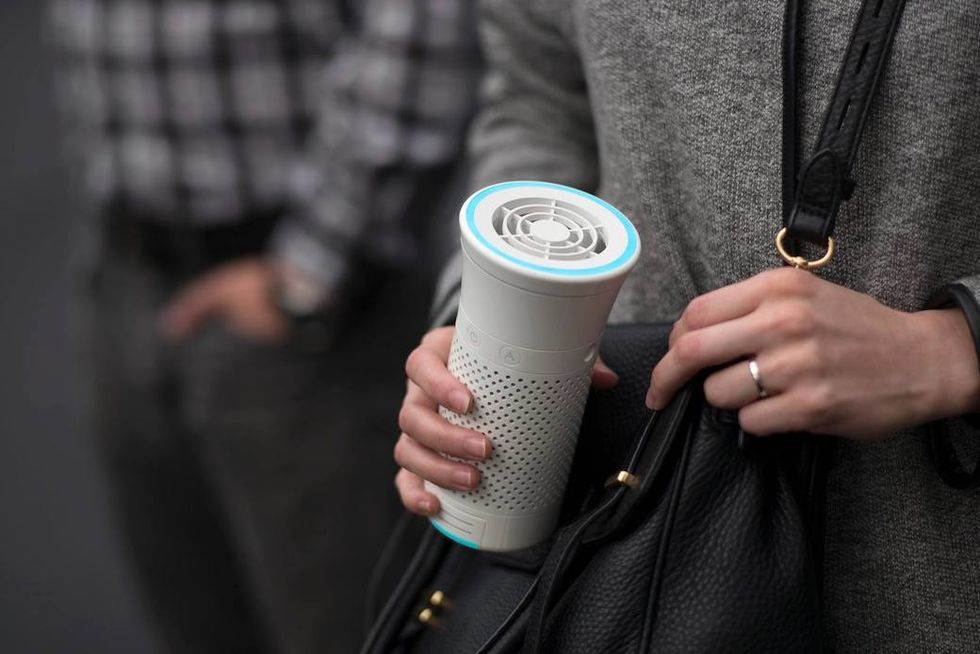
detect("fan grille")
[491,197,607,262]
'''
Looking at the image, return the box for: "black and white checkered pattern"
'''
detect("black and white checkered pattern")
[270,0,482,286]
[51,0,481,287]
[51,0,348,223]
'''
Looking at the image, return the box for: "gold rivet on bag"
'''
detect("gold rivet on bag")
[417,608,435,625]
[605,470,640,489]
[429,590,447,608]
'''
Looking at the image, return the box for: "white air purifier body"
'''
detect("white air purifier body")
[426,180,640,552]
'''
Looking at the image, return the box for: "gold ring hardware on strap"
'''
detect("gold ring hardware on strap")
[605,470,640,489]
[775,228,835,270]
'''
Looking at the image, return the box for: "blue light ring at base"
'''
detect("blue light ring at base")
[465,181,640,277]
[430,518,480,550]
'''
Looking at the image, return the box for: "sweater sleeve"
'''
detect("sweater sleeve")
[428,0,598,328]
[930,276,980,376]
[926,276,980,487]
[953,276,980,316]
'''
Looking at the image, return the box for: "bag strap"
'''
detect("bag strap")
[781,0,804,227]
[518,378,707,652]
[523,4,913,648]
[779,0,907,266]
[360,525,450,654]
[777,0,907,586]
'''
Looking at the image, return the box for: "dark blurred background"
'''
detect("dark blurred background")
[0,3,154,651]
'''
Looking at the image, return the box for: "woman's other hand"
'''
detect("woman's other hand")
[647,268,980,439]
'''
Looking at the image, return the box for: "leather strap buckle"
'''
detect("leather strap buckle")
[785,149,847,242]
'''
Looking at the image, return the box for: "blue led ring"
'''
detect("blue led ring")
[466,181,639,277]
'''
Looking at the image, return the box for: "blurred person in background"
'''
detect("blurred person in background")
[49,0,480,651]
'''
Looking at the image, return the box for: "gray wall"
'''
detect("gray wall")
[0,3,153,652]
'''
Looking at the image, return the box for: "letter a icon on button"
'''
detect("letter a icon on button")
[499,347,522,367]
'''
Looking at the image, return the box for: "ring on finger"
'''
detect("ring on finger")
[748,358,769,399]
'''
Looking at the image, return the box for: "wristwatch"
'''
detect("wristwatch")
[272,262,338,353]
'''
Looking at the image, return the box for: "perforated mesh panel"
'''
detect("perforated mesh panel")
[439,338,592,514]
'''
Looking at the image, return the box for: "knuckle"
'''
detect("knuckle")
[768,267,811,295]
[420,330,440,348]
[421,327,452,349]
[404,348,421,378]
[788,268,816,294]
[703,377,722,407]
[757,267,786,288]
[797,340,822,374]
[769,303,812,337]
[397,405,414,434]
[392,435,410,466]
[674,333,702,363]
[435,379,456,405]
[791,298,817,323]
[764,352,793,385]
[682,296,710,330]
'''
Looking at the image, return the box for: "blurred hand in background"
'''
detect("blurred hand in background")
[160,258,289,344]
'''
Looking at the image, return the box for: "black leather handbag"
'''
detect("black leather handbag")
[363,324,824,653]
[361,1,908,651]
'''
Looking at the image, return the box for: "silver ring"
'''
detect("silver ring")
[748,359,768,399]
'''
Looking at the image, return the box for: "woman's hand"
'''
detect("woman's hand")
[646,268,980,440]
[395,326,619,516]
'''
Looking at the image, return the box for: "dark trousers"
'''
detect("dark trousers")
[86,213,425,653]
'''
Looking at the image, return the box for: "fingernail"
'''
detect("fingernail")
[594,359,613,374]
[595,361,618,383]
[465,436,488,460]
[449,389,472,414]
[452,469,476,489]
[418,498,435,514]
[645,389,656,410]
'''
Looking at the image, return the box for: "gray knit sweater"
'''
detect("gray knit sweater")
[429,0,980,650]
[437,0,980,652]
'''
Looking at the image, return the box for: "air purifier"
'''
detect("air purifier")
[426,180,640,551]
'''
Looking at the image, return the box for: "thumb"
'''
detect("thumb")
[590,355,619,390]
[160,279,223,342]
